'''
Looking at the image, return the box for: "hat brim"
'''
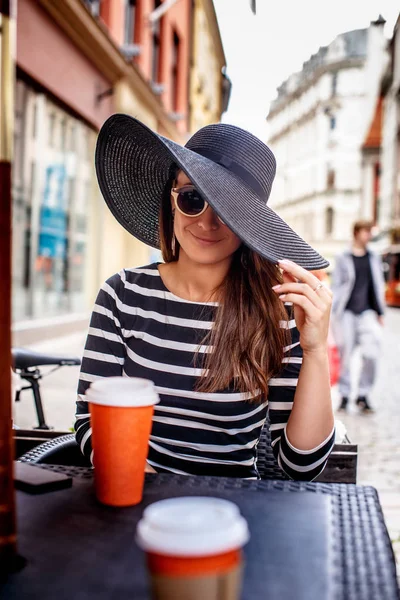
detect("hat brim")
[95,114,329,270]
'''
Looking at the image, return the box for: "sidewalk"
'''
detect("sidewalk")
[331,307,400,573]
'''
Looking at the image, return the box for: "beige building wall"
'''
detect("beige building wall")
[190,0,225,133]
[93,78,172,291]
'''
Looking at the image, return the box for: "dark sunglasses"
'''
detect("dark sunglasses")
[171,185,224,223]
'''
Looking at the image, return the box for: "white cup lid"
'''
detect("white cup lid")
[85,377,159,407]
[136,497,249,556]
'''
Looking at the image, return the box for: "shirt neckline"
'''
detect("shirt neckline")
[155,263,219,306]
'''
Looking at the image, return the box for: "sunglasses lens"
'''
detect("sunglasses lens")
[177,188,206,216]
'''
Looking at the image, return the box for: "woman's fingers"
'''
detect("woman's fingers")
[281,269,297,284]
[279,259,321,289]
[279,260,332,299]
[276,293,321,320]
[313,281,333,298]
[273,282,326,310]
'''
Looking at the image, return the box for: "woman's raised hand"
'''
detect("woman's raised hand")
[272,260,333,355]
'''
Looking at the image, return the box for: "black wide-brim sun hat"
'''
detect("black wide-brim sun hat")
[95,114,329,270]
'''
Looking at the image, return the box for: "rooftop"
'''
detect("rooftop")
[269,28,368,116]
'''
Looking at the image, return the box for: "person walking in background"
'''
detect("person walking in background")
[331,220,386,412]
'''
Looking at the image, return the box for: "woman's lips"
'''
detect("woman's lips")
[190,233,222,246]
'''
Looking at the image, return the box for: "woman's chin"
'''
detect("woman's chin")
[182,245,233,266]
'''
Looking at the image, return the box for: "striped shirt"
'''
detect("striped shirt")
[75,263,335,480]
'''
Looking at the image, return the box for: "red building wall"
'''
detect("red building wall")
[100,0,125,48]
[159,0,190,132]
[17,0,114,130]
[134,0,155,80]
[101,0,191,134]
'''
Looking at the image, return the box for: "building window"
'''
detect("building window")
[83,0,100,17]
[124,0,137,44]
[60,118,67,152]
[12,84,93,321]
[331,72,338,97]
[329,116,336,130]
[326,207,334,236]
[69,124,76,152]
[32,100,37,139]
[48,112,56,147]
[327,168,335,190]
[151,0,162,84]
[172,31,180,112]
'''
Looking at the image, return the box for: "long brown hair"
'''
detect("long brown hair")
[159,171,291,402]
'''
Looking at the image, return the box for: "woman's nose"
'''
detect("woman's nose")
[197,205,220,230]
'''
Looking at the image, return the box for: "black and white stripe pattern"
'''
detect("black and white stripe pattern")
[75,264,335,480]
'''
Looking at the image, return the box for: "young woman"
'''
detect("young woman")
[75,115,335,480]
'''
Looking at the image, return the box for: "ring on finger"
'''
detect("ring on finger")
[313,283,324,293]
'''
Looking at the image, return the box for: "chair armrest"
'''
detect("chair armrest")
[315,444,358,484]
[18,434,92,468]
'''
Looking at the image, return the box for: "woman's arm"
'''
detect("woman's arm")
[75,271,157,473]
[286,347,334,450]
[75,272,127,462]
[268,322,335,481]
[269,259,335,480]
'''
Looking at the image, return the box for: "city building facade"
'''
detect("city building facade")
[363,14,400,307]
[266,19,388,268]
[12,0,227,343]
[379,15,400,233]
[361,96,382,224]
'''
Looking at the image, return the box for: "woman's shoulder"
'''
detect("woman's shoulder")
[123,262,161,283]
[102,263,161,295]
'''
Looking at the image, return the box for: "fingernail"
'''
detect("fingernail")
[279,294,287,300]
[279,259,290,265]
[272,285,281,290]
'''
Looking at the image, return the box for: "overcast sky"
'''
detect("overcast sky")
[213,0,398,140]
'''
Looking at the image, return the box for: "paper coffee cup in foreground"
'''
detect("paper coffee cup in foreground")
[136,496,250,600]
[85,377,159,507]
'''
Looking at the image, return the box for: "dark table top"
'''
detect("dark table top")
[2,467,399,600]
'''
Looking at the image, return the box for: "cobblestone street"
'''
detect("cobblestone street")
[332,307,400,571]
[13,308,400,573]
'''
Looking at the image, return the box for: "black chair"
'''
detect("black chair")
[19,418,357,483]
[19,433,91,467]
[256,420,288,480]
[19,426,282,477]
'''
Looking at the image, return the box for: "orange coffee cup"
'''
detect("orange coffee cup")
[85,377,159,507]
[136,497,250,600]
